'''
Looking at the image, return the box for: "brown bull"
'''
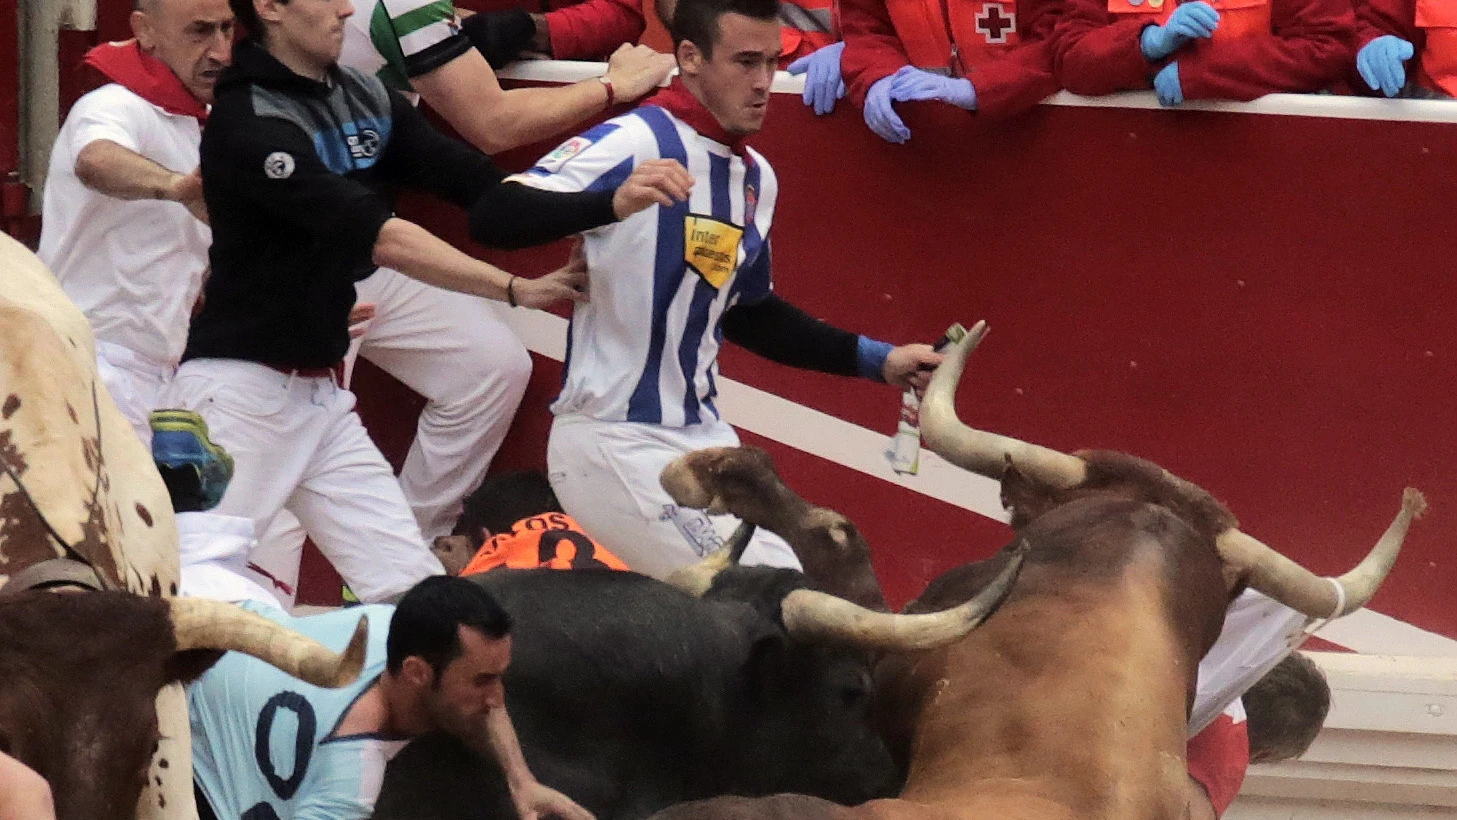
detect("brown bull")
[0,233,371,819]
[0,590,367,820]
[649,321,1424,820]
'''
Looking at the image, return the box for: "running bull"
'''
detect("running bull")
[0,232,368,820]
[652,321,1425,820]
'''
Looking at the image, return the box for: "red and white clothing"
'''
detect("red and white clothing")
[1191,588,1311,735]
[1186,701,1250,817]
[1053,0,1354,100]
[38,43,211,443]
[840,0,1062,118]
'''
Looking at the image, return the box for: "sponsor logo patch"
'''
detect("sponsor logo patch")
[683,215,744,289]
[264,151,295,179]
[536,136,593,172]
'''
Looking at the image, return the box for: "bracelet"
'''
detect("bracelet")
[598,74,616,108]
[506,275,519,308]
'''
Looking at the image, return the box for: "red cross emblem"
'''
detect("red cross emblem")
[976,3,1016,44]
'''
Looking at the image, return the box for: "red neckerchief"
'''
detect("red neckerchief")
[644,78,749,156]
[85,39,208,122]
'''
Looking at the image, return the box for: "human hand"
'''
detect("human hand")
[864,67,976,144]
[171,167,207,223]
[604,43,676,103]
[1357,35,1414,97]
[510,780,595,820]
[346,302,376,339]
[786,41,847,115]
[1154,61,1184,106]
[513,240,588,309]
[889,65,977,109]
[459,7,537,68]
[612,158,694,218]
[1140,2,1219,61]
[882,343,943,392]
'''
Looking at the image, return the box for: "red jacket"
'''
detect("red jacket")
[840,0,1063,118]
[1052,0,1354,100]
[1186,709,1250,817]
[460,0,646,61]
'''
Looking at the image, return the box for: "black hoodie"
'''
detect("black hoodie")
[186,40,615,368]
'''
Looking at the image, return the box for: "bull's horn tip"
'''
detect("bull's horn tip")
[1401,488,1428,518]
[335,616,369,685]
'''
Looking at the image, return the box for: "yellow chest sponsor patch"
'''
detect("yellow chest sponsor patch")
[684,215,744,289]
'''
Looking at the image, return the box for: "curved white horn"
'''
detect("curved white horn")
[170,597,368,687]
[781,540,1028,651]
[920,321,1087,489]
[1216,488,1427,619]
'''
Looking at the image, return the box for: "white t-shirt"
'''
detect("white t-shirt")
[1190,589,1312,736]
[512,107,780,427]
[39,83,211,366]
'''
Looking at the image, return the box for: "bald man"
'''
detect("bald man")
[39,0,233,443]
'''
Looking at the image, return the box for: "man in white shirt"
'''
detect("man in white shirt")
[38,0,233,443]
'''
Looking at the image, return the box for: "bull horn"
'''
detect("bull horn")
[780,539,1029,651]
[1215,488,1427,619]
[920,321,1088,490]
[664,522,757,597]
[169,597,368,687]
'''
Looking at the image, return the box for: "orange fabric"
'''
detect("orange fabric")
[884,0,1022,74]
[460,513,630,575]
[1104,0,1271,42]
[1417,0,1457,96]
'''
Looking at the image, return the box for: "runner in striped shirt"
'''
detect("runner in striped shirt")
[507,0,943,577]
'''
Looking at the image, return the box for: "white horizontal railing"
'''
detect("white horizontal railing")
[497,59,1457,124]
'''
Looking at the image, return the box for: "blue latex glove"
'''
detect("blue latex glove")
[1140,1,1220,61]
[864,67,978,144]
[1154,61,1184,106]
[1357,35,1415,97]
[786,41,847,116]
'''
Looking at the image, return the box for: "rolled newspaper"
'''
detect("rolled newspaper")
[886,323,968,475]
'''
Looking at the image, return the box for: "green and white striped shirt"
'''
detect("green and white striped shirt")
[339,0,472,94]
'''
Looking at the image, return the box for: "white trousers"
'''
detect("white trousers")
[547,414,801,579]
[162,358,443,603]
[352,268,532,539]
[95,340,176,445]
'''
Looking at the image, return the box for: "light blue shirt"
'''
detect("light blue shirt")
[190,604,408,820]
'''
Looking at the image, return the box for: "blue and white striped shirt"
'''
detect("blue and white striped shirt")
[511,106,778,427]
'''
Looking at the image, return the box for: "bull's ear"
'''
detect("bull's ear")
[166,648,226,683]
[1000,458,1061,528]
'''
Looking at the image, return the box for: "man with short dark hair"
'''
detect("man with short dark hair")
[189,575,591,820]
[166,0,689,604]
[515,0,944,577]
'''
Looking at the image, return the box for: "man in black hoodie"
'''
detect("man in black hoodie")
[165,0,693,608]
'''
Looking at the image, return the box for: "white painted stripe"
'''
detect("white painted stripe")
[497,61,1457,124]
[493,285,1454,657]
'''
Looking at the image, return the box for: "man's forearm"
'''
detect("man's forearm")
[414,49,610,155]
[372,217,511,302]
[75,139,187,202]
[484,707,537,792]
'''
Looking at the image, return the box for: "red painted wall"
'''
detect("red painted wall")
[338,95,1454,644]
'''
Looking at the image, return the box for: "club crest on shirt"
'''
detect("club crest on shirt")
[537,136,593,172]
[683,215,744,288]
[744,184,758,224]
[264,151,295,179]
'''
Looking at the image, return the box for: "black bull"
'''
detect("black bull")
[374,526,1023,820]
